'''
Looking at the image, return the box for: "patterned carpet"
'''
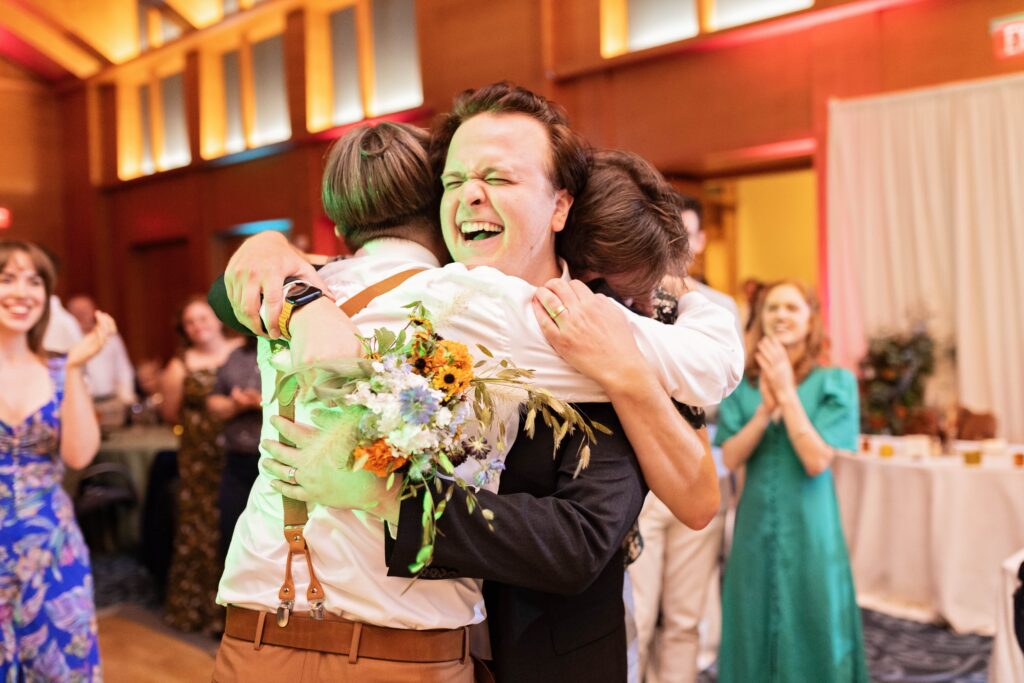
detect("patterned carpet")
[861,609,992,683]
[698,608,992,683]
[93,553,993,682]
[92,552,159,609]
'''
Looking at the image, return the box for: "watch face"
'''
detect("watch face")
[287,285,323,307]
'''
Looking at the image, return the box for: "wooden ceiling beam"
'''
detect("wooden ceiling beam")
[0,2,104,78]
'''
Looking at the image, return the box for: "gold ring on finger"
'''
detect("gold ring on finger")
[550,305,568,321]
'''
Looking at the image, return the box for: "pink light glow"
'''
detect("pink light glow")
[311,107,433,142]
[0,26,73,82]
[685,0,928,54]
[705,137,816,170]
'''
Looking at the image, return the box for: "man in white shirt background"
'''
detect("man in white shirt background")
[628,196,742,683]
[67,294,136,427]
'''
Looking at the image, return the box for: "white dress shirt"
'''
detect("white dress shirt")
[218,238,743,630]
[83,333,136,403]
[42,295,83,354]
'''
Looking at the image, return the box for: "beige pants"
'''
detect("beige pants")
[211,634,480,683]
[627,493,726,683]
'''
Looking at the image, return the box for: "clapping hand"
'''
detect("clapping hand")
[229,386,262,412]
[67,311,117,369]
[755,336,795,420]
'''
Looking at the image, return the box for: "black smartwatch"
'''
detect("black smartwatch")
[278,281,324,340]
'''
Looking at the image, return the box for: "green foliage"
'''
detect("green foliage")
[858,325,937,435]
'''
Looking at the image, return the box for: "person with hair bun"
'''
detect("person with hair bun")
[715,280,868,682]
[0,239,117,681]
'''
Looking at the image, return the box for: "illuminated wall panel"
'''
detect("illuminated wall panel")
[711,0,814,30]
[139,83,155,175]
[251,34,291,145]
[627,0,699,51]
[160,72,190,169]
[329,6,363,125]
[370,0,422,115]
[222,50,246,153]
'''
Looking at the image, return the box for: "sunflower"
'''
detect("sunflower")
[427,340,474,399]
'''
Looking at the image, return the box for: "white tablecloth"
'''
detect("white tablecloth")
[989,547,1024,682]
[833,452,1024,634]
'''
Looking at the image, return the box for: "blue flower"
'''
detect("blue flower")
[399,385,441,425]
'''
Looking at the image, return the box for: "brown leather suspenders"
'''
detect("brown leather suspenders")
[273,268,426,626]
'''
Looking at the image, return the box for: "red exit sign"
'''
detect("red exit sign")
[992,13,1024,60]
[0,207,10,230]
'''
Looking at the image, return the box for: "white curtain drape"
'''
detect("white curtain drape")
[828,73,1024,441]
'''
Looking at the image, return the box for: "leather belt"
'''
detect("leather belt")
[224,606,469,664]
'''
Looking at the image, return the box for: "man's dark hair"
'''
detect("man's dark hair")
[679,194,703,229]
[558,149,689,303]
[429,81,591,198]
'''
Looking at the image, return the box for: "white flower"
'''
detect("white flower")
[388,424,440,453]
[377,400,403,434]
[269,348,292,372]
[435,407,453,428]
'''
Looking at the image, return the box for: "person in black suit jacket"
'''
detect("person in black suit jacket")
[387,402,644,681]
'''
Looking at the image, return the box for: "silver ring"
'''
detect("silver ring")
[287,466,297,485]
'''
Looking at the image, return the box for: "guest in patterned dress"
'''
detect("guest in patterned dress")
[160,296,240,632]
[715,280,867,682]
[0,239,118,682]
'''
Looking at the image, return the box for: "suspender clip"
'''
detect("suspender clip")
[276,600,294,627]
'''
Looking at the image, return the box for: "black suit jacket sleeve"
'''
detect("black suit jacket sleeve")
[385,404,647,595]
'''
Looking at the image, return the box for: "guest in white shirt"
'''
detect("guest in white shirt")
[626,196,742,683]
[42,294,83,354]
[67,295,136,406]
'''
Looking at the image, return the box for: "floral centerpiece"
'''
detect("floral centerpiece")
[272,302,607,573]
[858,324,936,435]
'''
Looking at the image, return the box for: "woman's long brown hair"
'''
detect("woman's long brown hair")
[744,279,825,385]
[0,240,56,354]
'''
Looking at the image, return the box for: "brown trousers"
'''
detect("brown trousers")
[211,634,492,683]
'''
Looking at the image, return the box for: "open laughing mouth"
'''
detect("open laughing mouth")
[459,221,503,242]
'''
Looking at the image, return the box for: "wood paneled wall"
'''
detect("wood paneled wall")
[0,61,68,288]
[549,0,1024,173]
[28,0,1024,362]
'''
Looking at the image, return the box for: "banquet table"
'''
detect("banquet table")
[65,424,178,549]
[833,450,1024,635]
[989,546,1024,683]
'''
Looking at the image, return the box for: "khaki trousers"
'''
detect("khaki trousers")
[211,633,481,683]
[627,493,726,683]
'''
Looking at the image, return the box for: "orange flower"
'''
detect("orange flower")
[354,438,407,478]
[427,340,474,399]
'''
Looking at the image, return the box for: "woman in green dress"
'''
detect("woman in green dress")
[714,280,868,683]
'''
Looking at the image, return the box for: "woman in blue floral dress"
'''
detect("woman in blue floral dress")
[0,240,118,682]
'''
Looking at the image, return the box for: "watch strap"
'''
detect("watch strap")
[278,300,297,340]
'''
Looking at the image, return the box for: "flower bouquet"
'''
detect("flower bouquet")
[271,302,607,573]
